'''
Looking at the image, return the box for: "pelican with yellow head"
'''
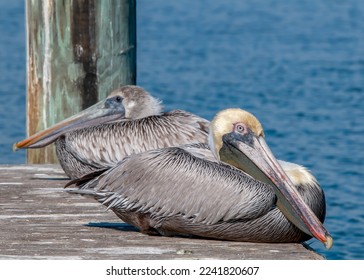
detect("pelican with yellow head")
[66,108,332,249]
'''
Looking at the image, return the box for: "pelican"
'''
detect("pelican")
[66,108,333,249]
[14,86,209,179]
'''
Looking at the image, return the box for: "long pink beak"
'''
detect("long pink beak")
[14,98,126,150]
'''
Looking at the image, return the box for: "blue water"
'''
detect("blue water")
[0,0,363,260]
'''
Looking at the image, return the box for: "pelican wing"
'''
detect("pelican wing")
[61,110,209,169]
[67,144,276,225]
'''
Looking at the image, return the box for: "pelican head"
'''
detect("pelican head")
[13,86,163,150]
[209,108,333,249]
[111,86,163,119]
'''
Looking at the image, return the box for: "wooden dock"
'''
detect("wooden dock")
[0,164,324,260]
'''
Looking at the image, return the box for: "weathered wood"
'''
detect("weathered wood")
[26,0,136,164]
[0,164,324,260]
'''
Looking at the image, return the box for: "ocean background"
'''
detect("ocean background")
[1,0,363,260]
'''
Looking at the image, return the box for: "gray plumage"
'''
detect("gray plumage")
[56,110,209,179]
[67,143,326,243]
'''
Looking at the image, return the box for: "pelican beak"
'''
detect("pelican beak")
[13,97,126,150]
[221,131,333,249]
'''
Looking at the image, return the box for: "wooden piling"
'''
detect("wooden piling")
[26,0,136,163]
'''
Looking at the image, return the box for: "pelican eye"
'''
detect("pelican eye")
[115,96,122,103]
[235,123,245,134]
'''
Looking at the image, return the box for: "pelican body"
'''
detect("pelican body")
[14,86,209,179]
[67,109,332,248]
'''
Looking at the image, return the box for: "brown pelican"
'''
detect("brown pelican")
[14,86,209,179]
[66,108,333,249]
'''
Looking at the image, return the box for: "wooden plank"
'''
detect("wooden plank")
[0,164,324,260]
[26,0,136,164]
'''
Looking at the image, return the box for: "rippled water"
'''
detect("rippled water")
[1,0,363,260]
